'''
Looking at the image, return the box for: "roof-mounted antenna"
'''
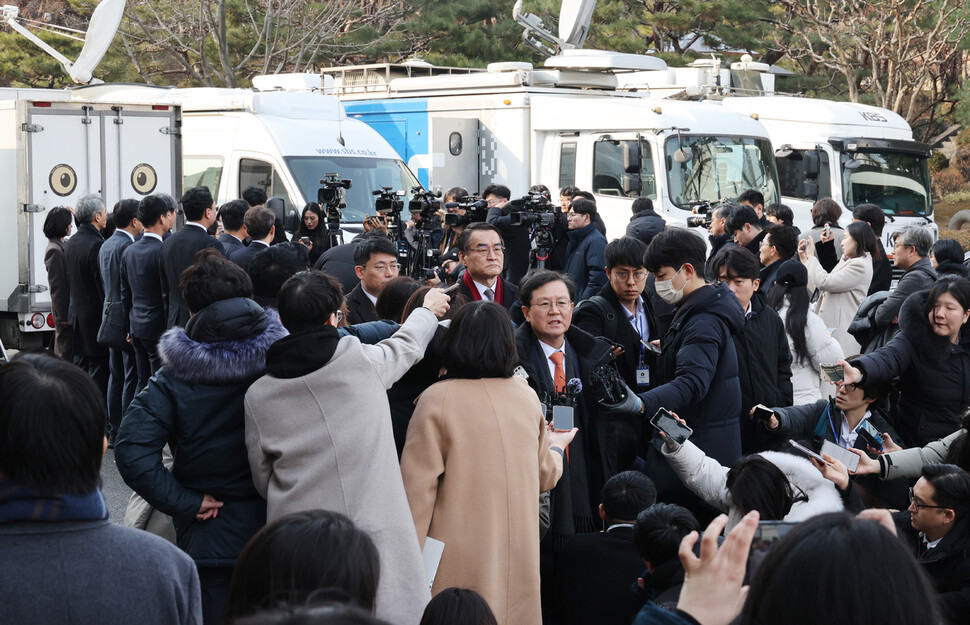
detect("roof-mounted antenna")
[1,0,124,84]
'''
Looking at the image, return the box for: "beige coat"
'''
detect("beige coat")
[401,376,563,625]
[244,309,439,625]
[805,253,872,355]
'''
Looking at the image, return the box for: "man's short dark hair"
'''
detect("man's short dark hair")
[248,242,309,302]
[242,186,268,207]
[738,189,765,207]
[560,185,580,198]
[181,186,214,222]
[0,352,106,495]
[633,503,699,565]
[137,194,172,228]
[605,237,648,269]
[632,197,654,215]
[726,204,762,234]
[481,184,511,201]
[179,249,253,313]
[765,203,794,227]
[219,199,249,232]
[519,269,575,307]
[244,207,276,242]
[277,270,344,333]
[42,206,73,240]
[922,464,970,519]
[712,246,761,281]
[573,190,595,203]
[440,301,518,378]
[457,222,504,255]
[601,471,657,522]
[444,186,468,202]
[353,236,399,266]
[569,198,597,220]
[765,224,798,259]
[112,199,139,230]
[852,203,886,236]
[643,227,707,274]
[529,184,551,199]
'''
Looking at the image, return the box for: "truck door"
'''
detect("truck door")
[25,106,103,310]
[103,106,180,206]
[431,118,479,193]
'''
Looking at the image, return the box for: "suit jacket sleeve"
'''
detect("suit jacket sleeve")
[115,378,204,520]
[359,307,438,388]
[120,253,132,335]
[772,400,827,442]
[159,253,171,323]
[581,236,608,301]
[400,388,447,547]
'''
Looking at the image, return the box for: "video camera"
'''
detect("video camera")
[318,174,352,247]
[685,201,715,228]
[443,195,488,227]
[373,187,405,215]
[508,192,557,228]
[408,187,442,221]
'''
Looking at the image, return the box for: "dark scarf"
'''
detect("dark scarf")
[0,478,108,524]
[265,324,342,379]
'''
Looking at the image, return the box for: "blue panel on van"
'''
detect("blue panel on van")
[344,99,430,187]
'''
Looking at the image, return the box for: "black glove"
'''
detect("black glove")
[598,382,644,415]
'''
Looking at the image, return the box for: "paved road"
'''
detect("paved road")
[101,448,133,523]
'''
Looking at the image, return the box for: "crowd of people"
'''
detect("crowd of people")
[3,183,970,625]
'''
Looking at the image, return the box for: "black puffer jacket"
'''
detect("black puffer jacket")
[854,290,970,447]
[116,297,287,566]
[626,208,665,246]
[894,511,970,624]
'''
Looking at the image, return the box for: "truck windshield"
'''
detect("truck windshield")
[284,156,420,223]
[665,136,778,209]
[841,150,931,216]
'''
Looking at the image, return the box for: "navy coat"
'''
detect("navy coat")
[564,223,608,302]
[121,236,167,341]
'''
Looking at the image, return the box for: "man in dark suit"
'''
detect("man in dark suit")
[159,186,224,328]
[345,236,399,324]
[65,194,109,395]
[98,199,142,443]
[217,199,249,256]
[555,471,657,625]
[484,183,530,286]
[122,195,176,392]
[573,236,658,392]
[230,206,274,271]
[456,223,519,312]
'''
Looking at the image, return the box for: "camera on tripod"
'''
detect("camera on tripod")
[685,201,715,228]
[373,187,405,215]
[443,196,488,227]
[408,187,442,220]
[318,174,352,247]
[508,192,557,228]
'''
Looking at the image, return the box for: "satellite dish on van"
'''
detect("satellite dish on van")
[558,0,596,48]
[1,0,124,84]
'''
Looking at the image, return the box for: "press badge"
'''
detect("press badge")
[636,367,650,386]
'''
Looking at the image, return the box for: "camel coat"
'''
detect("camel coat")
[243,308,439,625]
[805,253,872,356]
[401,376,564,625]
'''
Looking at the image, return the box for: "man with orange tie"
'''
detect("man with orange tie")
[514,268,638,622]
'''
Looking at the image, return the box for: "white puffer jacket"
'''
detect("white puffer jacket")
[777,302,845,404]
[662,440,844,532]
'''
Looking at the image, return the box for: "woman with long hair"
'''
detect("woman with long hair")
[401,301,575,625]
[295,203,328,266]
[767,260,844,402]
[799,220,876,355]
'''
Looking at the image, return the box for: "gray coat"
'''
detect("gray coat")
[879,429,963,480]
[244,308,440,625]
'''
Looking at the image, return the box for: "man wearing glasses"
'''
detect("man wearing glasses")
[872,224,936,338]
[456,223,519,311]
[346,236,400,324]
[573,236,658,391]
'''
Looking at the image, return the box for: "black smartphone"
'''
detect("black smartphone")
[753,405,774,422]
[857,421,884,451]
[650,408,693,444]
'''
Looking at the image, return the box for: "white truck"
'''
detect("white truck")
[326,55,781,239]
[0,93,181,349]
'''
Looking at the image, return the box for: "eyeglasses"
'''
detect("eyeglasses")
[361,262,399,272]
[759,239,772,248]
[612,269,648,281]
[333,310,344,323]
[530,299,573,311]
[840,383,860,393]
[486,198,502,206]
[909,487,949,511]
[468,245,505,256]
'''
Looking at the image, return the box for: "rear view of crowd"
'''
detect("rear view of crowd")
[4,184,970,625]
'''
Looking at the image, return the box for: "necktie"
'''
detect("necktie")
[550,351,566,395]
[484,288,495,302]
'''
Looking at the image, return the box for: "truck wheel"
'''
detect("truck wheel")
[949,209,970,230]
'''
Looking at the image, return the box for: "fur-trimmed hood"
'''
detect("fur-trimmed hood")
[757,450,844,521]
[158,298,288,384]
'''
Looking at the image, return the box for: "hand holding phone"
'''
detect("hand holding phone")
[752,405,774,422]
[651,408,693,445]
[857,421,884,452]
[789,439,830,465]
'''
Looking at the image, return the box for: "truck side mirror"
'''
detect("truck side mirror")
[266,197,286,222]
[622,173,642,197]
[803,179,819,201]
[802,151,820,179]
[622,141,642,174]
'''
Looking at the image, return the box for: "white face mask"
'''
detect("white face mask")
[655,266,686,305]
